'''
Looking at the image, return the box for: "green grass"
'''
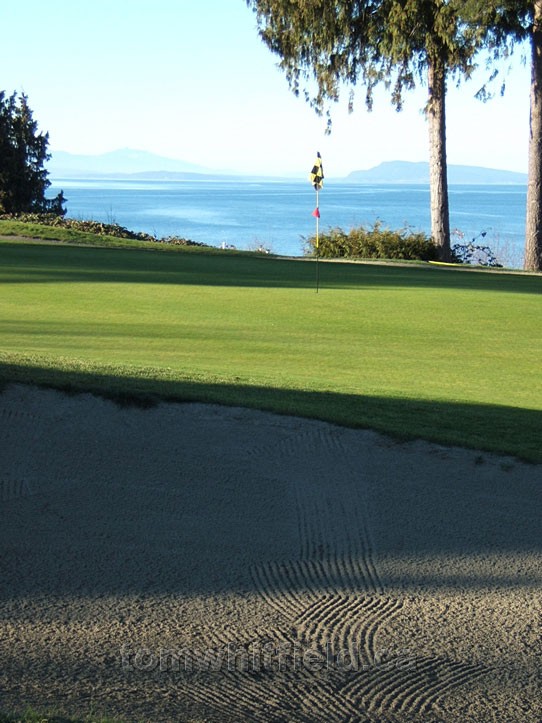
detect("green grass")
[0,218,257,255]
[0,218,214,251]
[0,219,150,248]
[0,233,541,461]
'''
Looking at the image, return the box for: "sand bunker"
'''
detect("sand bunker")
[0,384,540,722]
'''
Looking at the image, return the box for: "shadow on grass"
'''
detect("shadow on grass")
[0,358,540,463]
[1,241,540,293]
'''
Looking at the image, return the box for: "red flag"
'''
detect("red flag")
[312,207,320,218]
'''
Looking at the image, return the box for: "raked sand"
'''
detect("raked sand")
[0,384,540,722]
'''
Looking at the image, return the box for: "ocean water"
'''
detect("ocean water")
[49,178,527,267]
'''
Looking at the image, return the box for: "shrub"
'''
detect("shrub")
[451,242,503,268]
[304,222,439,261]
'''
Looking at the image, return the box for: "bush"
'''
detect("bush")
[451,242,503,268]
[304,222,439,261]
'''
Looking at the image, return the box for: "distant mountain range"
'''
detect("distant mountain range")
[347,160,527,184]
[48,149,527,185]
[48,148,221,178]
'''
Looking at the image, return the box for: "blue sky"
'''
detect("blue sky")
[1,0,531,177]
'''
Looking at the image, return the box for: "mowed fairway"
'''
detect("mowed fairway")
[0,238,541,460]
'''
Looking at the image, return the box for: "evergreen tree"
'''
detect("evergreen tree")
[247,0,479,260]
[461,0,542,271]
[0,90,66,215]
[527,1,542,271]
[378,0,478,261]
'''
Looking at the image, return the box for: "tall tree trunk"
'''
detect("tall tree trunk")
[427,56,451,261]
[525,0,542,272]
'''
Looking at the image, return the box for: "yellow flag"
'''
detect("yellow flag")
[309,152,324,190]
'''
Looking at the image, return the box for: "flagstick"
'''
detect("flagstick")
[316,187,320,294]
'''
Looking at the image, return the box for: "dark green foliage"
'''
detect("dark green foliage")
[0,91,65,216]
[460,0,532,52]
[246,1,477,117]
[305,222,439,261]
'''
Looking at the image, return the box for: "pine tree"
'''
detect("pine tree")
[524,0,542,272]
[461,0,541,271]
[247,0,479,261]
[0,90,65,216]
[378,0,478,261]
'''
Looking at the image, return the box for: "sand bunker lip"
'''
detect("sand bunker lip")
[1,383,540,722]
